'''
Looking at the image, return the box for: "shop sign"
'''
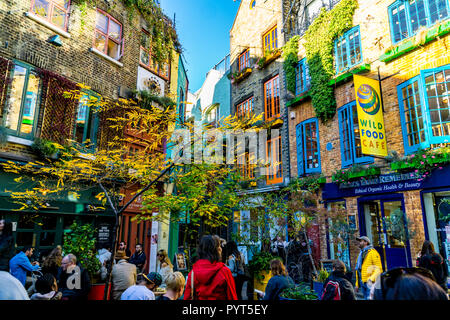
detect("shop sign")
[354,75,387,157]
[97,223,111,248]
[339,172,421,190]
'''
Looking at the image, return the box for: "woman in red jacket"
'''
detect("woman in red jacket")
[184,235,237,300]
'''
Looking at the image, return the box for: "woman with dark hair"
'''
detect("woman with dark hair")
[225,240,245,299]
[0,219,15,271]
[184,235,237,300]
[259,259,294,300]
[30,273,62,300]
[416,240,449,292]
[41,245,62,278]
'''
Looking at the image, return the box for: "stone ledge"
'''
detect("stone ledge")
[89,48,124,68]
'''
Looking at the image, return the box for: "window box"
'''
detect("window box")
[255,49,282,70]
[228,67,252,84]
[390,161,415,171]
[286,91,311,108]
[347,166,380,179]
[332,166,381,183]
[328,63,371,86]
[381,20,450,63]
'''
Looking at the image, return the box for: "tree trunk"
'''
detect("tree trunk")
[303,230,318,277]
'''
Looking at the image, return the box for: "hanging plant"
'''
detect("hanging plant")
[303,0,358,123]
[282,35,300,94]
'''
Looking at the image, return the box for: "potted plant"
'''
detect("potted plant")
[248,251,276,300]
[312,268,329,297]
[279,283,318,300]
[63,222,106,300]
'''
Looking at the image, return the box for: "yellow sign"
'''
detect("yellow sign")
[353,75,387,157]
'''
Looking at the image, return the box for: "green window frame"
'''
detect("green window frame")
[2,61,42,139]
[73,91,100,151]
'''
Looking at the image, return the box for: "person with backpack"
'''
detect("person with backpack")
[355,236,383,300]
[225,240,245,300]
[416,240,449,292]
[321,260,356,300]
[184,235,237,300]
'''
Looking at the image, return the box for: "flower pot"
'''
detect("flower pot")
[253,270,271,300]
[312,281,324,298]
[88,283,111,300]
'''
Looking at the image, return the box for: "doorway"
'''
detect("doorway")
[358,197,412,270]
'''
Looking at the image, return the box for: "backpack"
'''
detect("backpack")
[321,280,341,300]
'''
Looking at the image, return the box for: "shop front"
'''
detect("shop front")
[323,166,450,272]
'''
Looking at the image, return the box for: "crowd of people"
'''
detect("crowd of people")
[0,216,449,301]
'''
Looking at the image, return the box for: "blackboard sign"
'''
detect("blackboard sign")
[97,223,112,248]
[320,259,334,273]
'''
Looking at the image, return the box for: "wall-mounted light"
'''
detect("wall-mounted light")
[48,35,62,46]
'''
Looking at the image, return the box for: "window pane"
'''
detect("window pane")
[33,0,49,18]
[94,32,106,53]
[109,19,121,42]
[53,0,69,9]
[20,72,40,135]
[409,0,428,33]
[96,12,108,34]
[51,5,66,29]
[75,96,88,143]
[140,48,150,65]
[40,232,56,247]
[4,65,27,132]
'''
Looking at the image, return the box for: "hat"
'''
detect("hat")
[114,250,129,260]
[142,272,162,286]
[356,236,371,244]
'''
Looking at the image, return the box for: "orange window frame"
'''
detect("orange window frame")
[93,10,123,60]
[263,26,278,53]
[266,136,282,184]
[238,49,249,72]
[237,152,255,180]
[139,30,170,80]
[30,0,71,31]
[264,75,280,121]
[236,97,253,118]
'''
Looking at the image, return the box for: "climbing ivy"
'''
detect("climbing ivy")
[303,0,358,123]
[283,35,300,94]
[73,0,180,65]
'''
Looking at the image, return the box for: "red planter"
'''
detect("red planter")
[88,283,112,300]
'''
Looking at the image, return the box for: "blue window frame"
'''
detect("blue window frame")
[295,58,311,95]
[388,0,449,44]
[338,101,373,167]
[74,91,100,151]
[296,118,321,176]
[398,64,450,154]
[2,61,41,139]
[334,26,362,74]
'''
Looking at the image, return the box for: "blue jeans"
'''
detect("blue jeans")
[361,282,371,300]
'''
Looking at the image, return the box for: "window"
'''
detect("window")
[30,0,70,30]
[264,75,280,121]
[178,88,185,122]
[236,97,254,118]
[139,30,170,79]
[94,10,123,61]
[296,118,321,176]
[74,92,99,150]
[263,26,278,53]
[238,49,250,72]
[397,64,450,154]
[266,135,283,184]
[338,101,373,167]
[238,152,255,179]
[3,62,41,138]
[335,26,362,74]
[296,58,311,95]
[389,0,449,44]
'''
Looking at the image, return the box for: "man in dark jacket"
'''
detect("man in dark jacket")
[129,244,147,273]
[57,254,91,300]
[322,260,356,300]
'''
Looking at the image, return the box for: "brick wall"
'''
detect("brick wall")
[230,0,291,185]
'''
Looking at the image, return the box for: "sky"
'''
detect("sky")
[161,0,240,92]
